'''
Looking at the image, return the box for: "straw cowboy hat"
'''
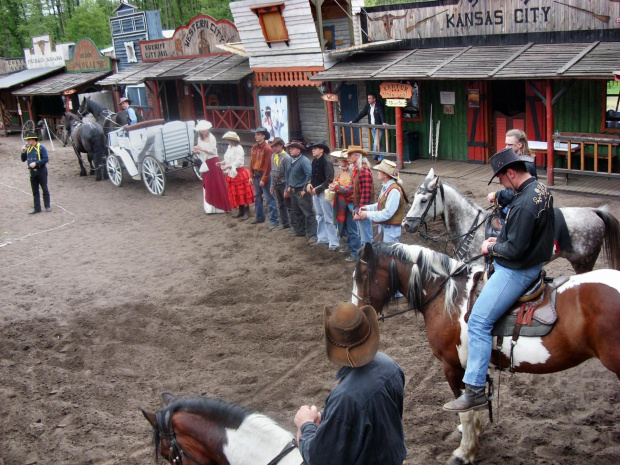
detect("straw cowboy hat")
[222,131,240,143]
[286,140,306,151]
[24,131,39,140]
[345,145,368,157]
[488,147,535,185]
[195,120,213,132]
[119,97,131,105]
[307,141,331,153]
[324,302,380,368]
[252,126,270,138]
[270,137,285,147]
[373,159,398,179]
[330,149,347,159]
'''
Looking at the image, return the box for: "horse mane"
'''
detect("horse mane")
[369,242,464,316]
[165,397,250,429]
[441,180,486,215]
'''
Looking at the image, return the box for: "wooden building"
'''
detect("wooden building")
[311,0,620,183]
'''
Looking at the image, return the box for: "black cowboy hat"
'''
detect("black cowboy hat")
[307,141,331,153]
[488,147,535,185]
[252,127,270,138]
[24,131,38,140]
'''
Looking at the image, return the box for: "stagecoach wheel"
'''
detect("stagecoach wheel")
[191,156,203,181]
[141,155,166,195]
[106,154,123,187]
[21,120,35,142]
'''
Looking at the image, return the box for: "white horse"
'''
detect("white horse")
[402,168,620,273]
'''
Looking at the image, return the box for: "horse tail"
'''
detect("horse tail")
[594,208,620,270]
[89,125,105,169]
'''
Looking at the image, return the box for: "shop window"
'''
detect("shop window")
[605,80,620,131]
[323,26,335,50]
[252,3,289,47]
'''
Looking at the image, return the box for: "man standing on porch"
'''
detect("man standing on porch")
[349,93,388,161]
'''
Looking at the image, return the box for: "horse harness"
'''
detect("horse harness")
[155,409,299,465]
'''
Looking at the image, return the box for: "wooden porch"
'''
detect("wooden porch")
[400,158,620,197]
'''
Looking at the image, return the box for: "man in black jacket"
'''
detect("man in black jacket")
[349,93,388,160]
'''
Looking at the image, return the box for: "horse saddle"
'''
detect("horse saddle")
[466,271,570,338]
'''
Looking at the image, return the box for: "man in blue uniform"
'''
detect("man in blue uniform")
[21,131,51,214]
[294,302,407,465]
[443,147,554,412]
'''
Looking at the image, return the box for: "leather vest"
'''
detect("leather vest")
[376,183,405,225]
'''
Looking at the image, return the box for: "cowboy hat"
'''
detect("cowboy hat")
[194,120,213,132]
[222,131,240,143]
[373,159,398,179]
[345,145,368,157]
[324,302,380,368]
[24,131,39,140]
[488,147,536,185]
[307,141,331,153]
[252,127,270,138]
[330,149,348,159]
[270,137,285,147]
[286,140,306,151]
[119,97,131,105]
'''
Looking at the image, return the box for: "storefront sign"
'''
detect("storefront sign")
[386,99,408,107]
[66,38,112,73]
[321,93,339,102]
[24,35,72,69]
[0,58,25,75]
[139,14,240,61]
[380,82,413,99]
[365,1,617,41]
[63,89,77,95]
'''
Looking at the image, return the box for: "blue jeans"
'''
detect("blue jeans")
[379,224,401,243]
[344,206,361,257]
[358,216,374,244]
[253,176,278,224]
[313,192,339,247]
[463,262,543,387]
[273,181,291,227]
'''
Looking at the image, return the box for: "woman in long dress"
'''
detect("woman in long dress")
[217,131,254,219]
[192,120,231,214]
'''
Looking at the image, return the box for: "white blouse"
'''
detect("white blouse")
[195,134,218,161]
[222,144,244,178]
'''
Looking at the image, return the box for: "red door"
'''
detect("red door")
[525,80,547,167]
[466,81,488,163]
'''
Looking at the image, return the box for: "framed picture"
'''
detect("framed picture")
[402,80,421,121]
[258,95,288,141]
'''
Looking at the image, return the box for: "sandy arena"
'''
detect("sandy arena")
[1,134,618,465]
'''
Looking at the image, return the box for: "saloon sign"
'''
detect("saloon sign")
[24,35,73,70]
[139,14,240,61]
[66,38,112,73]
[380,82,413,99]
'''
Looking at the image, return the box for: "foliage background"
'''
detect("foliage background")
[0,0,234,57]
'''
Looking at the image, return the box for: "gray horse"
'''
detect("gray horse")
[63,112,107,181]
[402,168,620,274]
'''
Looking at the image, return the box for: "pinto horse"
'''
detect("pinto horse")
[141,393,301,465]
[402,168,620,274]
[62,112,107,180]
[352,242,620,465]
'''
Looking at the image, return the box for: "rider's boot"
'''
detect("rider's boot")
[240,205,250,220]
[443,384,487,412]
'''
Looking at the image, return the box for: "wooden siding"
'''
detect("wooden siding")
[298,86,328,143]
[230,0,324,69]
[323,17,351,50]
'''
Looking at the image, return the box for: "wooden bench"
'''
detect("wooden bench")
[552,132,620,174]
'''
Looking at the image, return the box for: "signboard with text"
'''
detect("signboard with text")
[365,0,619,41]
[380,82,413,99]
[24,35,73,69]
[139,14,240,61]
[66,38,112,73]
[0,58,25,75]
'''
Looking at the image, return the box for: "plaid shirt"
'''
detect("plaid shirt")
[353,166,374,207]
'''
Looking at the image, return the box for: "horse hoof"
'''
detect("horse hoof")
[80,172,87,177]
[447,456,469,465]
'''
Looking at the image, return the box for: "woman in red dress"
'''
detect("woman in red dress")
[218,131,254,219]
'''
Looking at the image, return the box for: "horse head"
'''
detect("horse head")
[402,168,444,233]
[63,112,81,131]
[77,97,89,117]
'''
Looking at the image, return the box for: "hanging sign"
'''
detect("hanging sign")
[63,89,77,95]
[380,82,412,99]
[468,89,480,108]
[386,99,408,107]
[321,94,339,102]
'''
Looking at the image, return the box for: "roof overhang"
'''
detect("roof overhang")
[12,70,112,96]
[0,66,63,90]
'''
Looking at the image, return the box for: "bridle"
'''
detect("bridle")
[78,99,123,128]
[155,409,298,465]
[405,178,445,232]
[352,258,392,310]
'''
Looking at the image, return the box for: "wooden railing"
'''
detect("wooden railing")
[333,122,397,158]
[552,132,620,177]
[204,106,255,131]
[134,106,156,121]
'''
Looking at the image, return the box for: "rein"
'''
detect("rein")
[155,410,298,465]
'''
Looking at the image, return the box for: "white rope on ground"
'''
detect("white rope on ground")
[0,181,76,269]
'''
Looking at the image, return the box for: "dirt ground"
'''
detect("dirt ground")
[0,134,618,465]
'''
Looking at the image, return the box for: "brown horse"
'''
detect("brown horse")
[352,242,620,465]
[141,393,301,465]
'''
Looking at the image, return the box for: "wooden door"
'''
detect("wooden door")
[466,81,488,163]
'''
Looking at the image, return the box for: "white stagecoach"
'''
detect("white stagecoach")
[106,119,202,195]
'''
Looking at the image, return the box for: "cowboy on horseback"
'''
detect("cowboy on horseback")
[443,147,555,413]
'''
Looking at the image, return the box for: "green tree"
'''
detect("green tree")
[63,0,112,48]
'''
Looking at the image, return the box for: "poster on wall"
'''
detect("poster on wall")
[259,95,288,141]
[402,80,421,121]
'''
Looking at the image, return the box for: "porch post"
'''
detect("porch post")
[153,81,163,119]
[395,106,403,170]
[27,98,33,122]
[327,83,336,149]
[200,83,207,120]
[546,79,554,186]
